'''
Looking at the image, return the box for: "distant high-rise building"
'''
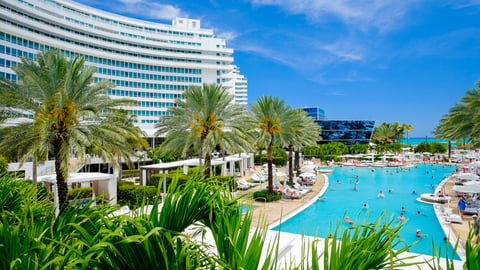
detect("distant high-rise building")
[302,106,326,120]
[0,0,247,133]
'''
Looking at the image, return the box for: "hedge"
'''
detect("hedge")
[117,184,159,208]
[122,169,139,178]
[253,190,282,202]
[67,187,93,200]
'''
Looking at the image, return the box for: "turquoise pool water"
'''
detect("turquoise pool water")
[272,164,459,258]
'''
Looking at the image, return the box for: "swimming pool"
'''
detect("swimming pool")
[272,163,458,257]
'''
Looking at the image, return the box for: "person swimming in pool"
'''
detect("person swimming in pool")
[416,229,428,237]
[345,216,353,225]
[362,203,369,209]
[378,191,385,198]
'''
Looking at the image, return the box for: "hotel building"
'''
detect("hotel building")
[0,0,247,133]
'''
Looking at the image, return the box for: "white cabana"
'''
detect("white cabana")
[38,172,116,216]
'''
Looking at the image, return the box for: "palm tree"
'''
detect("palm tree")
[372,123,396,144]
[249,96,298,192]
[435,83,480,147]
[0,50,142,213]
[155,83,250,178]
[287,110,320,183]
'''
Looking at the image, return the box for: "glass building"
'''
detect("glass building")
[0,0,247,135]
[302,106,325,120]
[315,120,375,145]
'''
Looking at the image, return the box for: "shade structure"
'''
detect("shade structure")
[456,173,480,181]
[453,182,480,193]
[300,165,316,171]
[299,172,316,178]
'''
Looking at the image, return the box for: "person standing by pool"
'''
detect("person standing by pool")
[458,197,467,218]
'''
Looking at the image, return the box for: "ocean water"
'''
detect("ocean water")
[272,164,459,258]
[398,137,458,146]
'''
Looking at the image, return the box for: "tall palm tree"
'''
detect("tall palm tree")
[287,110,320,183]
[155,83,250,177]
[435,83,480,147]
[0,50,142,213]
[249,96,298,192]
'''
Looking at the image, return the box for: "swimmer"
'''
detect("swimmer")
[336,180,341,184]
[378,191,385,198]
[401,206,406,212]
[318,196,327,201]
[362,203,369,209]
[345,216,353,225]
[397,213,405,221]
[416,229,428,238]
[417,211,426,216]
[388,189,394,193]
[412,190,417,194]
[353,185,358,191]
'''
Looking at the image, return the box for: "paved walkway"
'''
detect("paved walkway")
[239,167,326,228]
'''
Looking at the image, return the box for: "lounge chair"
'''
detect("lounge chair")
[239,178,255,188]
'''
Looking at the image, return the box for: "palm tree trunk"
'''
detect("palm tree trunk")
[205,153,212,178]
[288,144,293,184]
[54,142,68,214]
[267,136,274,192]
[199,137,204,177]
[32,156,37,185]
[294,148,300,176]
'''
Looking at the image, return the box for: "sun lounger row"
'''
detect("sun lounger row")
[236,178,256,190]
[251,169,271,182]
[273,183,312,199]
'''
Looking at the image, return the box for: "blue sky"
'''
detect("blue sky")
[76,0,480,137]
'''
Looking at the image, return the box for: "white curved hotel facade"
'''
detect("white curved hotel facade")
[0,0,248,134]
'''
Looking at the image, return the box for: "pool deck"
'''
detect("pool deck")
[240,163,468,268]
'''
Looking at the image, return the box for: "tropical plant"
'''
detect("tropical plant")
[463,221,480,270]
[373,122,413,145]
[349,143,368,154]
[0,50,143,213]
[155,83,251,178]
[249,97,304,191]
[322,214,420,270]
[0,155,8,175]
[435,82,480,147]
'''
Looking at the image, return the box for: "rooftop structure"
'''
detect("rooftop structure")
[0,0,247,132]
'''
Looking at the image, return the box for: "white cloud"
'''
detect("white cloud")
[216,30,239,41]
[114,0,186,21]
[249,0,420,32]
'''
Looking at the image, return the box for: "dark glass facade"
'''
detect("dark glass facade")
[302,107,325,120]
[315,120,375,145]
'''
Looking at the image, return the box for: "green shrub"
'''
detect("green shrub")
[253,190,282,202]
[122,169,139,178]
[0,156,8,175]
[117,184,159,208]
[67,187,92,200]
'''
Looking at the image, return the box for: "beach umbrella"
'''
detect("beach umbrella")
[300,165,316,171]
[456,173,479,181]
[453,182,480,193]
[299,172,316,178]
